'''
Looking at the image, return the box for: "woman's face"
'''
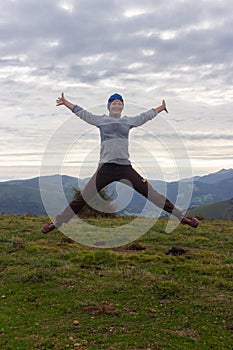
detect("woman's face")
[109,99,123,115]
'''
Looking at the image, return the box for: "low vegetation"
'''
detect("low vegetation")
[0,215,232,349]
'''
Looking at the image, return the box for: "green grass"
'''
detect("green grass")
[188,198,233,220]
[0,215,233,350]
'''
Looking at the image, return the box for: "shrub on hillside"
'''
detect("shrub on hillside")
[72,187,116,218]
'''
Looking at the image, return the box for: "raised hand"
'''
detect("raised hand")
[154,100,168,114]
[56,92,66,106]
[56,92,75,111]
[162,99,168,113]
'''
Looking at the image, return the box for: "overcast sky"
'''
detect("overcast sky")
[0,0,232,181]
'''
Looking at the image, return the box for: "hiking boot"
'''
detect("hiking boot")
[41,222,57,234]
[181,216,199,228]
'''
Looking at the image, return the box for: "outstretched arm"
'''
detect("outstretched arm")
[154,100,168,114]
[127,99,169,127]
[56,92,75,110]
[56,92,104,127]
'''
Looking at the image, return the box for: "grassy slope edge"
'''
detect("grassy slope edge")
[0,215,233,350]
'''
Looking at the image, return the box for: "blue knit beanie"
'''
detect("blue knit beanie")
[107,93,124,110]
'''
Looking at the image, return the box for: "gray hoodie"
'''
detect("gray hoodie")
[72,105,157,165]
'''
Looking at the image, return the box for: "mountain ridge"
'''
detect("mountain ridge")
[0,168,232,218]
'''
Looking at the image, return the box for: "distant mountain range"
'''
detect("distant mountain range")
[0,168,232,219]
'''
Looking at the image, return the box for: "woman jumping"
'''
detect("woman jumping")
[41,92,199,233]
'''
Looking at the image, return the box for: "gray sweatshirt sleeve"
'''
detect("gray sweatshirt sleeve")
[125,109,158,127]
[72,105,104,126]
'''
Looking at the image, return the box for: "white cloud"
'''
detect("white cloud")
[124,8,149,18]
[58,1,74,13]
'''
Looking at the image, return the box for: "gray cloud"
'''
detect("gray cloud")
[0,0,232,180]
[2,0,232,73]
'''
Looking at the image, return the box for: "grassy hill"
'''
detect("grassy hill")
[0,215,233,349]
[188,198,233,219]
[0,175,78,216]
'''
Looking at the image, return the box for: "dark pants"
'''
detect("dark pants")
[55,163,182,225]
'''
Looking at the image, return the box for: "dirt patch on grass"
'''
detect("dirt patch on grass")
[165,246,188,256]
[81,301,118,316]
[113,242,146,251]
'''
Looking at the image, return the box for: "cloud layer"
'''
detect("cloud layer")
[0,0,232,180]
